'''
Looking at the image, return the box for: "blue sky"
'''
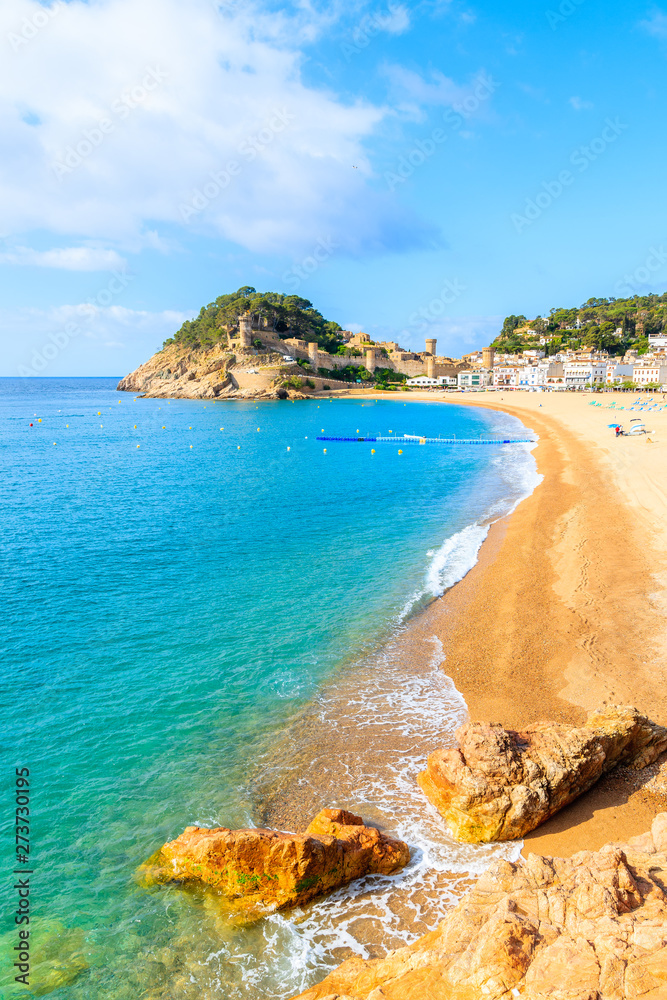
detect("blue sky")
[1,0,667,375]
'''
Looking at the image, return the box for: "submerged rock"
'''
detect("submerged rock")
[417,705,667,842]
[0,919,89,996]
[291,812,667,1000]
[142,809,409,914]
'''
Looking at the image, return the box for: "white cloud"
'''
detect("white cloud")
[639,8,667,38]
[383,65,473,110]
[0,245,127,270]
[375,5,411,34]
[569,96,594,111]
[0,0,433,255]
[381,64,499,124]
[1,303,189,376]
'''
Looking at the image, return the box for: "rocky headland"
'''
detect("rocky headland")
[290,812,667,1000]
[418,706,667,843]
[116,342,314,400]
[141,808,409,916]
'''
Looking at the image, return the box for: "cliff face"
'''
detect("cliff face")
[116,342,288,399]
[292,813,667,1000]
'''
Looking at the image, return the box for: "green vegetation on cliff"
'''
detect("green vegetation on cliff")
[494,292,667,357]
[164,286,344,353]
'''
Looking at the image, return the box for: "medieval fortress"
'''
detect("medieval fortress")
[231,313,481,382]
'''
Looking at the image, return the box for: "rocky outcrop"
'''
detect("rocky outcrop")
[418,705,667,842]
[141,809,409,915]
[117,342,290,399]
[292,812,667,1000]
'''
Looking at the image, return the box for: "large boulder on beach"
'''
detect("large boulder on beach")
[291,812,667,1000]
[417,705,667,842]
[141,809,409,914]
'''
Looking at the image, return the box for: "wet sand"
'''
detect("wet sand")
[350,389,667,856]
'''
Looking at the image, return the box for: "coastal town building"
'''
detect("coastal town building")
[493,366,522,387]
[407,375,458,388]
[458,369,493,389]
[633,363,667,387]
[518,362,563,387]
[563,362,608,388]
[605,364,634,385]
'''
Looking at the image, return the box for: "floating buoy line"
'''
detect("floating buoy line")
[316,435,535,446]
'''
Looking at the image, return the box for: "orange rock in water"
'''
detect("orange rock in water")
[142,808,409,913]
[417,705,667,842]
[291,812,667,1000]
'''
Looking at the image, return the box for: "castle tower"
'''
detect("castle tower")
[365,348,376,372]
[482,346,495,370]
[238,314,253,348]
[425,337,437,356]
[308,342,319,367]
[426,356,436,379]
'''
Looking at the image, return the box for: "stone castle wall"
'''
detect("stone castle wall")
[239,325,467,379]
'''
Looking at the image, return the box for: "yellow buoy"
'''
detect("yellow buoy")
[97,411,101,415]
[190,444,193,449]
[257,427,260,431]
[323,448,327,453]
[66,424,69,428]
[162,426,166,429]
[100,424,103,428]
[133,424,137,429]
[398,449,403,455]
[371,448,375,454]
[38,418,42,423]
[287,446,291,451]
[53,442,56,445]
[237,445,240,450]
[137,445,140,448]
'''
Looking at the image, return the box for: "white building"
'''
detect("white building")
[407,375,458,388]
[606,364,634,385]
[493,366,523,387]
[563,362,607,388]
[648,333,667,349]
[458,369,493,389]
[633,364,667,387]
[517,362,563,388]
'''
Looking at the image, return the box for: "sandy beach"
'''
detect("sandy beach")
[348,388,667,857]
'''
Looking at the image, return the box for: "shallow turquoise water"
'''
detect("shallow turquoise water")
[0,379,535,999]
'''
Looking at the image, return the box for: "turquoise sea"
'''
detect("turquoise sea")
[1,379,537,999]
